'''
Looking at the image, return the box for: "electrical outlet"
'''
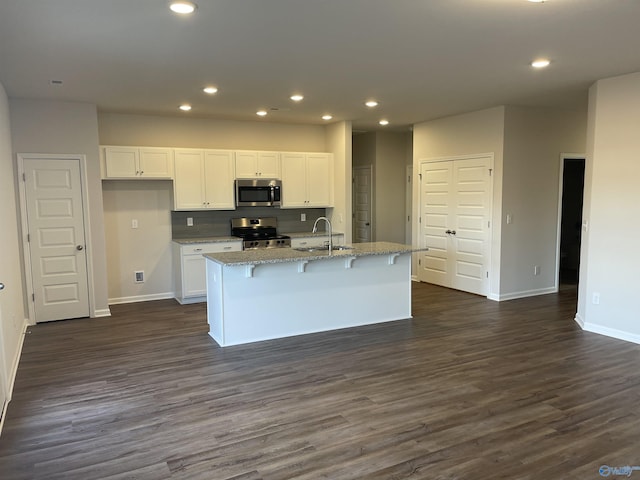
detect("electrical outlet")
[187,217,194,226]
[131,219,138,229]
[506,214,512,225]
[592,292,600,305]
[301,213,306,221]
[135,271,144,283]
[534,265,540,276]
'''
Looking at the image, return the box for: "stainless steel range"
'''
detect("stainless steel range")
[231,217,291,250]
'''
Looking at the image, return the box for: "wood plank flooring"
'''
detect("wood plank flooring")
[1,283,639,479]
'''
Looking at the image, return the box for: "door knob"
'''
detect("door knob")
[445,229,452,235]
[365,222,370,226]
[76,245,84,251]
[451,230,457,235]
[0,283,4,290]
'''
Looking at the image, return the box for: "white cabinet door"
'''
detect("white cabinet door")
[175,241,242,303]
[204,150,236,209]
[104,147,138,178]
[306,153,331,207]
[103,146,173,179]
[138,147,173,178]
[235,151,281,178]
[256,152,280,178]
[174,150,206,210]
[281,153,332,208]
[281,153,307,207]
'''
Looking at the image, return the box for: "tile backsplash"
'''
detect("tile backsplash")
[172,207,328,239]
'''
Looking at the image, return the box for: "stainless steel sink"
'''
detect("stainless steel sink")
[294,245,354,252]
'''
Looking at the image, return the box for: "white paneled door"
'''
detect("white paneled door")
[353,166,373,243]
[23,158,90,322]
[419,156,492,296]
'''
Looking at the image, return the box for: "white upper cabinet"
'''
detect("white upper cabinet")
[103,146,173,179]
[235,151,281,178]
[281,152,332,208]
[174,149,236,210]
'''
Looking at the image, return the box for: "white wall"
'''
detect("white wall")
[98,113,328,151]
[9,99,110,318]
[375,132,411,244]
[578,72,640,343]
[501,106,587,298]
[102,181,174,303]
[0,83,27,408]
[413,107,505,296]
[352,131,411,243]
[325,121,352,243]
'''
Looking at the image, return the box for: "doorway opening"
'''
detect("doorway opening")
[558,156,585,286]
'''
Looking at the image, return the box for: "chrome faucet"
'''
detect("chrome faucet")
[312,216,333,252]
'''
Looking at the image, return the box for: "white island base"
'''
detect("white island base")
[205,250,412,347]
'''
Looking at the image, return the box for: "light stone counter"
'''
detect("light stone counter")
[172,236,240,244]
[203,241,420,266]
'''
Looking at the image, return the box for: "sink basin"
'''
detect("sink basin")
[294,245,354,252]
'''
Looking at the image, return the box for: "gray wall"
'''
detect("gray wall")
[9,98,110,317]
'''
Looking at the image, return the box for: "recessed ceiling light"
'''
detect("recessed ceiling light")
[322,115,333,121]
[179,104,192,111]
[527,0,546,3]
[169,1,197,14]
[290,94,304,102]
[365,100,379,108]
[256,110,268,116]
[49,79,63,86]
[203,86,218,94]
[379,119,389,126]
[531,59,551,68]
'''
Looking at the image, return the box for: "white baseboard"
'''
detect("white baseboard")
[108,292,175,305]
[493,287,558,302]
[175,296,205,305]
[574,313,585,328]
[578,320,640,345]
[411,275,419,282]
[93,308,111,318]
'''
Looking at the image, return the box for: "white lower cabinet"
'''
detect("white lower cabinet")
[173,241,242,304]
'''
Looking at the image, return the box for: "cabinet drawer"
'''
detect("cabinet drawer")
[181,242,241,255]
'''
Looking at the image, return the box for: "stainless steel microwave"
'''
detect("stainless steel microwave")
[235,179,282,207]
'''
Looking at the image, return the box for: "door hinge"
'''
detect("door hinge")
[23,172,26,181]
[419,217,422,223]
[486,272,489,278]
[487,221,490,228]
[419,173,422,180]
[418,258,421,265]
[489,168,493,176]
[407,175,411,183]
[27,233,30,243]
[32,293,35,302]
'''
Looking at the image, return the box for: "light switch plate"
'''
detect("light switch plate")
[187,217,194,226]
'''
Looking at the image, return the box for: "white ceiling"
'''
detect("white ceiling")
[1,0,640,131]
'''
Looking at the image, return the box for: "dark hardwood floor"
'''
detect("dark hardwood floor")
[1,282,639,479]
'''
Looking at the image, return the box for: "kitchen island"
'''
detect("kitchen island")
[204,242,423,347]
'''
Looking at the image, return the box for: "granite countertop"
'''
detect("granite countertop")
[173,232,344,244]
[172,236,241,245]
[203,241,424,266]
[285,231,344,239]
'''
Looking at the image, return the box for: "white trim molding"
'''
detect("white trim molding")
[108,292,175,306]
[576,318,640,345]
[491,287,558,302]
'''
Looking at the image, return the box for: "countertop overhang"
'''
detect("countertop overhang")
[203,241,425,266]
